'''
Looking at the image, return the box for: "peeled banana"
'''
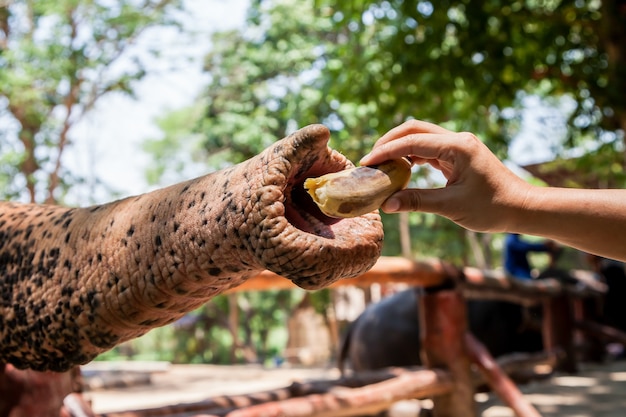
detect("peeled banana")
[304,158,412,218]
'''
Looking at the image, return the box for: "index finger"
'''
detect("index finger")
[360,132,454,166]
[374,119,453,148]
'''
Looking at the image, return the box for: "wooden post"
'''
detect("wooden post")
[466,333,542,417]
[576,319,626,345]
[542,295,577,373]
[419,285,477,417]
[573,296,606,362]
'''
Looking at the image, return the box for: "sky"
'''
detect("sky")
[508,95,575,167]
[66,0,250,205]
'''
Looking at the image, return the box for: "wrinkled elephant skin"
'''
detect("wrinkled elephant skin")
[0,124,384,372]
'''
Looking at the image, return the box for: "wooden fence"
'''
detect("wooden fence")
[99,256,622,417]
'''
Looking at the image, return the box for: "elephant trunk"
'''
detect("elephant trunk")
[0,124,384,372]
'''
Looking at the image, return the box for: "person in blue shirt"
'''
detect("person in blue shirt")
[503,233,554,280]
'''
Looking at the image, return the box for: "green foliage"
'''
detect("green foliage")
[317,0,618,148]
[380,211,467,262]
[97,289,305,365]
[198,0,334,163]
[147,0,626,200]
[0,0,181,202]
[0,138,23,200]
[142,102,211,185]
[530,139,626,188]
[145,0,366,173]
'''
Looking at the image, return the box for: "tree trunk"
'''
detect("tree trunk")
[399,211,412,258]
[228,294,240,363]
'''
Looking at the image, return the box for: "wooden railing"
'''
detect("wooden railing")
[102,256,615,417]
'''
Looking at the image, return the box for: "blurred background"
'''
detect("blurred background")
[1,0,625,368]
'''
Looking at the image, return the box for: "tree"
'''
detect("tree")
[0,0,181,203]
[103,290,303,365]
[143,0,335,179]
[317,0,626,166]
[147,0,626,265]
[315,0,626,265]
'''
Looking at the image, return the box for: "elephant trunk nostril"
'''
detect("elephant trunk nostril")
[284,181,340,236]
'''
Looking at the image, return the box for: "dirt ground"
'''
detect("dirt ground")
[476,360,626,417]
[84,360,626,416]
[84,363,339,414]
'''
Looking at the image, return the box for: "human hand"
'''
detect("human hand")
[359,119,532,233]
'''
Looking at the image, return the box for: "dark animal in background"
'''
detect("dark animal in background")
[339,259,626,372]
[338,288,543,372]
[598,260,626,333]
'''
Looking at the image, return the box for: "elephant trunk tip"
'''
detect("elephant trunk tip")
[260,124,384,289]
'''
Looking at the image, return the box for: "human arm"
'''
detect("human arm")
[359,119,626,262]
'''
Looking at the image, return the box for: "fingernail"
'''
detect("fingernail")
[359,153,371,165]
[382,197,400,212]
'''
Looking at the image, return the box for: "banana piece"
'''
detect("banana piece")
[304,158,412,218]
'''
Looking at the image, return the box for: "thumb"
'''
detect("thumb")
[380,188,447,215]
